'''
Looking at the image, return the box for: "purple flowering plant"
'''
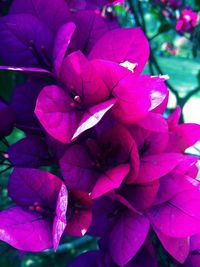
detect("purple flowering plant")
[0,0,200,266]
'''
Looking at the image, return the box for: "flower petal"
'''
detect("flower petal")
[0,206,52,251]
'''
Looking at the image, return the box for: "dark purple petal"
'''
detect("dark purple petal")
[120,180,160,211]
[89,27,149,74]
[60,144,96,192]
[0,14,53,67]
[183,255,200,267]
[92,164,130,199]
[11,79,45,133]
[35,85,82,143]
[8,136,50,167]
[0,99,15,138]
[126,237,158,267]
[53,23,76,76]
[8,168,62,208]
[109,210,150,266]
[68,251,100,267]
[0,206,52,251]
[65,191,92,236]
[10,0,71,33]
[53,184,68,251]
[68,10,118,54]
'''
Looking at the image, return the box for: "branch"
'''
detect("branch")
[127,0,141,27]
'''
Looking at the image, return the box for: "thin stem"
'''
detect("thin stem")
[138,0,146,34]
[0,166,12,174]
[1,138,9,147]
[127,0,141,27]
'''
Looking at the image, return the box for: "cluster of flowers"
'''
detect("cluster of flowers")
[0,0,200,266]
[154,0,199,34]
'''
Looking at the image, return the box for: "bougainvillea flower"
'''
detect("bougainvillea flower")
[0,98,15,138]
[176,8,199,34]
[8,136,51,167]
[0,168,68,251]
[60,124,139,194]
[0,0,117,72]
[89,195,150,266]
[35,84,116,143]
[91,59,168,124]
[0,14,54,68]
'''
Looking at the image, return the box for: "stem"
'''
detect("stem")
[1,138,9,147]
[138,0,146,34]
[127,0,141,27]
[0,166,12,174]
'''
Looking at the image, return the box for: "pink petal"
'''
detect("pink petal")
[149,76,168,112]
[89,27,149,75]
[92,164,130,199]
[60,51,109,106]
[154,227,189,263]
[0,206,52,251]
[147,201,200,237]
[112,75,152,124]
[168,106,181,130]
[168,123,200,152]
[138,112,168,133]
[35,85,82,143]
[91,59,131,91]
[65,191,92,236]
[65,209,92,237]
[135,153,183,183]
